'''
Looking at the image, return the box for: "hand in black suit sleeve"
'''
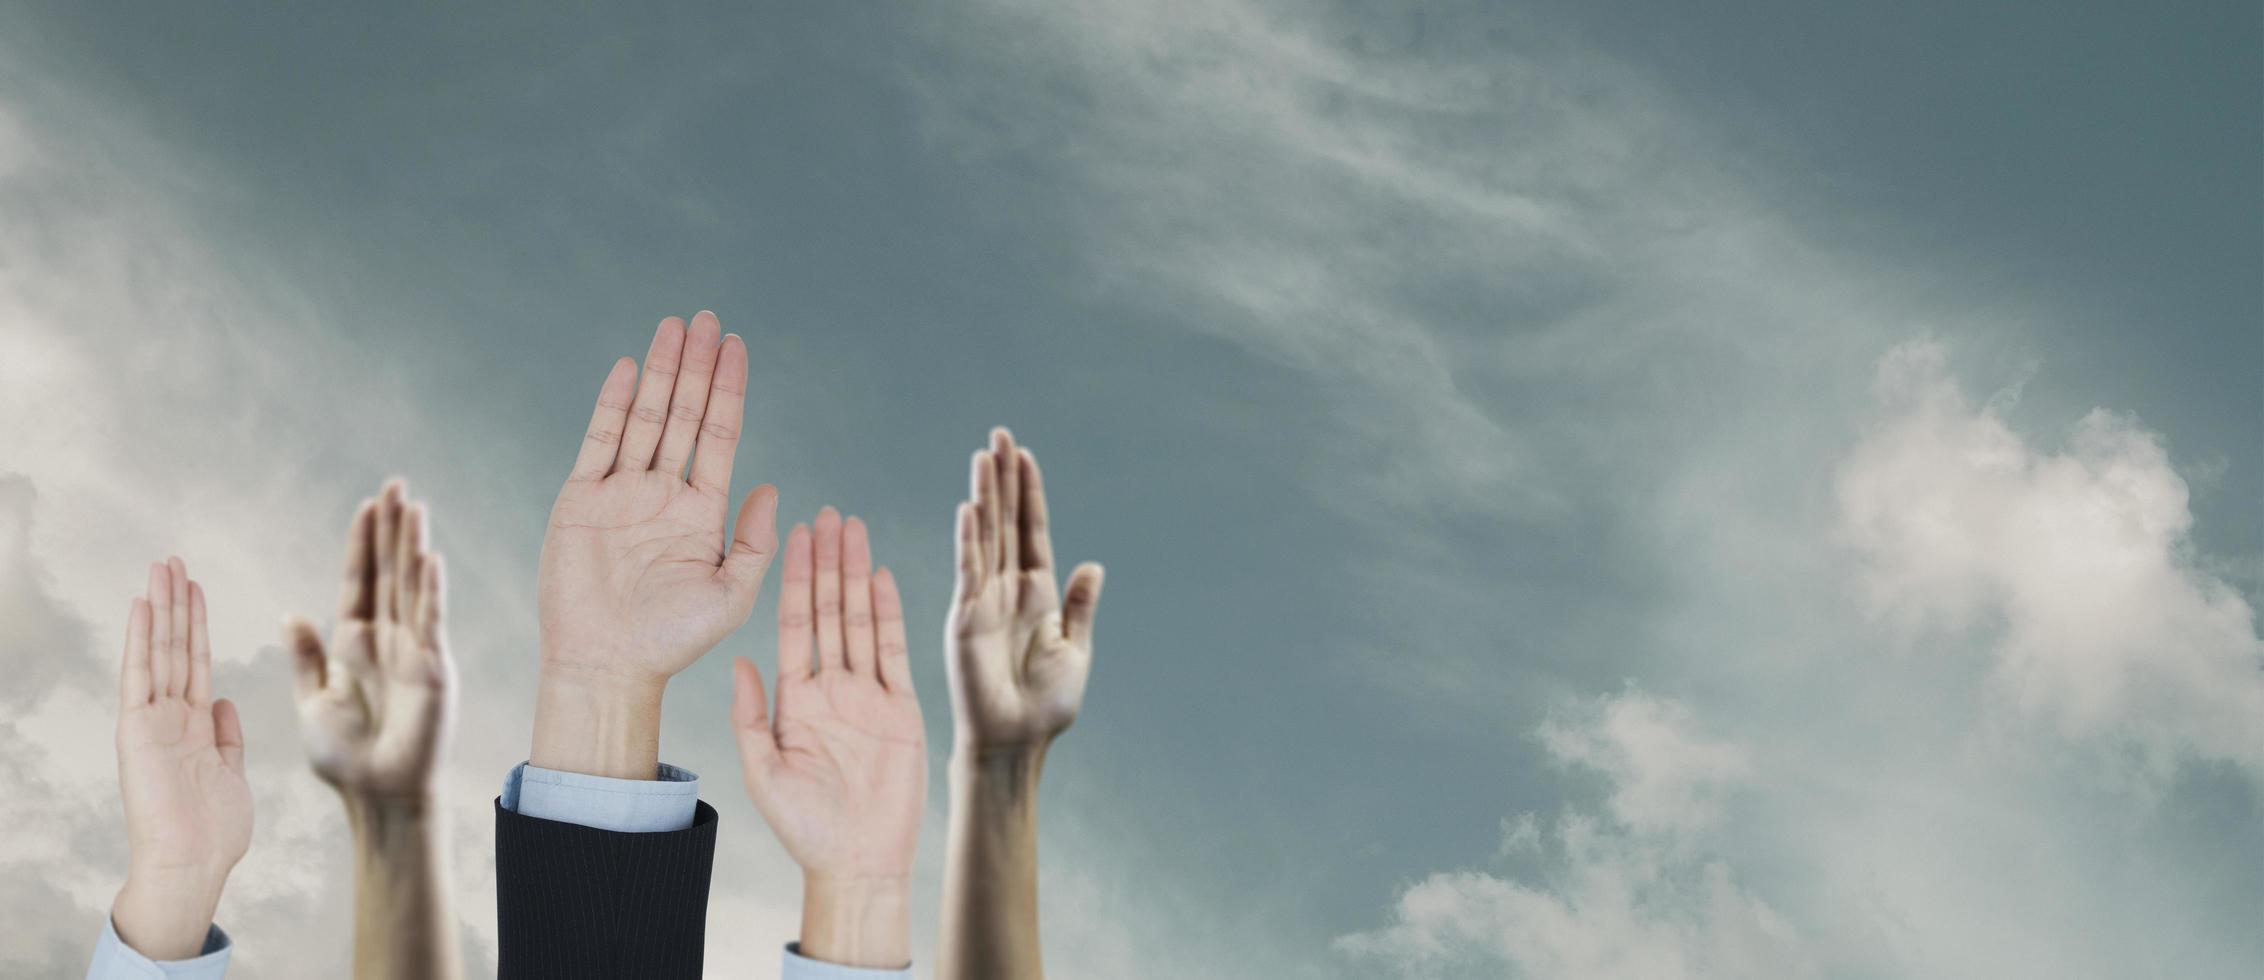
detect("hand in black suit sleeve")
[494,799,720,980]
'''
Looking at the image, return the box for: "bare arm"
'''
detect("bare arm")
[937,429,1106,980]
[110,558,252,960]
[288,481,460,980]
[733,509,927,968]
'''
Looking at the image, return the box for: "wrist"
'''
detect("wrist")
[531,667,667,779]
[113,871,223,961]
[951,742,1048,791]
[342,792,440,852]
[798,873,912,969]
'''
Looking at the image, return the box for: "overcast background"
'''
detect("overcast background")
[1,2,2258,978]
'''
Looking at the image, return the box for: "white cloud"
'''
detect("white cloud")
[1837,340,2264,778]
[1341,346,2264,980]
[1340,689,1815,980]
[1539,688,1751,839]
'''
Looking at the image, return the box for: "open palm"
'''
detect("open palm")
[540,313,777,685]
[117,559,251,886]
[290,481,454,799]
[734,509,926,879]
[949,429,1106,749]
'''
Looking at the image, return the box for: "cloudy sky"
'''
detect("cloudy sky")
[1,2,2257,978]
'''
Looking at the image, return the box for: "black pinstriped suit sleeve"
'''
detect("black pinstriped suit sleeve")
[494,797,719,980]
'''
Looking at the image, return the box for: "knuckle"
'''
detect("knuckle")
[669,402,704,421]
[584,426,621,446]
[632,405,668,424]
[700,420,738,441]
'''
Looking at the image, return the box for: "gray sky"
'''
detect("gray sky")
[1,2,2257,978]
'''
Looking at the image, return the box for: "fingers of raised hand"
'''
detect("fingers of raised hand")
[187,580,213,706]
[284,616,329,703]
[968,450,998,592]
[991,428,1020,577]
[397,498,426,625]
[873,567,914,695]
[1063,562,1106,652]
[814,507,846,674]
[654,311,723,479]
[616,317,688,473]
[166,556,189,699]
[688,333,749,495]
[719,483,780,604]
[374,482,402,622]
[211,698,245,772]
[1017,447,1055,574]
[339,497,377,622]
[570,357,639,481]
[778,523,815,681]
[134,558,213,706]
[417,552,448,648]
[842,516,877,677]
[121,595,152,708]
[731,656,781,788]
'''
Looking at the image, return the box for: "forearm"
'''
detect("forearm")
[347,795,462,980]
[937,745,1047,980]
[530,668,666,779]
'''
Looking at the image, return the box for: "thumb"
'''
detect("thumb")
[283,616,327,702]
[212,698,246,771]
[1062,562,1106,651]
[718,484,780,602]
[730,657,780,786]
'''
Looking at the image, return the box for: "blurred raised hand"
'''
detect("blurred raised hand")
[938,427,1107,980]
[112,558,252,960]
[534,311,778,777]
[948,428,1104,750]
[286,479,463,980]
[289,480,453,800]
[733,508,926,969]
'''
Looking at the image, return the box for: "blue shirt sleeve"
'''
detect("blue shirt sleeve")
[780,943,913,980]
[499,760,699,833]
[85,917,231,980]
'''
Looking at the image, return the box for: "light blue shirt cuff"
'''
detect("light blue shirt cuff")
[86,916,230,979]
[499,760,699,833]
[782,944,913,979]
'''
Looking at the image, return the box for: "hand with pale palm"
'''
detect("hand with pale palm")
[288,481,453,800]
[112,558,252,961]
[534,312,779,778]
[949,428,1105,751]
[733,508,926,969]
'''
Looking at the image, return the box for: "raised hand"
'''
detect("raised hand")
[289,480,452,800]
[285,480,464,980]
[938,428,1106,980]
[948,428,1105,750]
[733,508,926,969]
[535,312,779,778]
[113,558,252,961]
